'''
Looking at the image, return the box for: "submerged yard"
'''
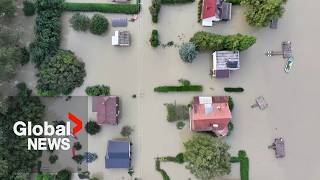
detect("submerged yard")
[6,0,320,179]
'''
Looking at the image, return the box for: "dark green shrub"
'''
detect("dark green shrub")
[197,0,203,23]
[227,122,234,136]
[63,2,141,14]
[175,153,184,163]
[155,159,170,180]
[228,96,234,111]
[166,104,189,122]
[190,31,256,52]
[154,85,202,93]
[56,169,72,180]
[20,47,30,65]
[90,14,109,35]
[179,42,198,63]
[69,13,90,31]
[72,154,84,164]
[161,0,194,4]
[226,0,241,5]
[224,87,244,92]
[230,150,249,180]
[178,79,191,86]
[149,0,161,23]
[23,0,36,16]
[150,30,160,47]
[176,121,185,129]
[121,125,134,137]
[85,85,110,96]
[49,154,58,164]
[73,142,82,150]
[85,121,101,135]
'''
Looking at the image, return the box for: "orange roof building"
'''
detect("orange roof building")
[190,96,232,136]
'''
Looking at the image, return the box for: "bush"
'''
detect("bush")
[154,85,202,93]
[20,47,30,65]
[121,126,134,137]
[36,50,86,96]
[23,0,36,16]
[49,154,58,164]
[175,153,184,163]
[224,87,244,92]
[227,122,234,136]
[69,13,90,31]
[63,1,141,14]
[176,121,185,129]
[149,0,161,23]
[179,42,198,63]
[85,85,110,96]
[166,104,189,122]
[190,31,256,52]
[150,30,160,47]
[72,154,84,164]
[231,150,249,180]
[161,0,194,4]
[178,79,191,86]
[56,169,72,180]
[90,14,109,35]
[226,0,241,5]
[73,142,82,151]
[228,96,234,111]
[155,159,170,180]
[197,0,203,23]
[85,121,101,135]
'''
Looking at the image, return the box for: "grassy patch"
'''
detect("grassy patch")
[166,104,189,122]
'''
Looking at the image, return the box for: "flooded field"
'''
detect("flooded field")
[3,0,320,179]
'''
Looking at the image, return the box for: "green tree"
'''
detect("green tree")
[85,121,101,135]
[0,0,16,19]
[184,133,231,179]
[179,42,198,63]
[69,13,90,31]
[73,142,82,150]
[56,169,72,180]
[49,154,58,164]
[90,14,109,35]
[85,85,110,96]
[72,154,84,164]
[149,30,160,47]
[36,50,86,96]
[149,0,161,23]
[241,0,285,27]
[23,0,36,16]
[0,47,22,81]
[121,125,133,137]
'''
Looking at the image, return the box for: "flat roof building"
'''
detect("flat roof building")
[112,31,130,46]
[105,140,131,169]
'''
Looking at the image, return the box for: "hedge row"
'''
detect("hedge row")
[29,0,64,67]
[226,0,242,5]
[155,159,171,180]
[224,87,244,92]
[159,153,185,164]
[161,0,194,4]
[197,0,203,23]
[154,85,202,92]
[231,150,249,180]
[85,85,110,96]
[63,0,141,14]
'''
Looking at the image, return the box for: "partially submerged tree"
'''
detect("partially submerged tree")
[90,14,109,35]
[56,169,72,180]
[85,121,101,135]
[121,126,134,137]
[179,42,198,63]
[241,0,286,27]
[36,50,86,96]
[184,133,231,179]
[70,13,90,31]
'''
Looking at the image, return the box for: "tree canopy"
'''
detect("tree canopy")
[179,42,198,63]
[0,0,16,19]
[0,83,45,180]
[36,50,86,96]
[184,133,231,179]
[241,0,286,27]
[190,31,256,52]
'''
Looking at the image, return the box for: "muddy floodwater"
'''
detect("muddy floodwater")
[5,0,320,179]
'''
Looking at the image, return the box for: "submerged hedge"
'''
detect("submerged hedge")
[63,0,141,14]
[161,0,194,4]
[154,85,202,92]
[224,87,244,92]
[231,150,249,180]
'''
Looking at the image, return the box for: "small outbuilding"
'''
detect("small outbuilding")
[112,31,130,46]
[105,140,131,169]
[92,96,120,125]
[212,51,240,78]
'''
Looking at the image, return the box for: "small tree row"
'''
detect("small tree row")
[70,13,109,35]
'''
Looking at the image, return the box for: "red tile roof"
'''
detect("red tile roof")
[202,0,216,19]
[92,96,120,125]
[191,96,231,133]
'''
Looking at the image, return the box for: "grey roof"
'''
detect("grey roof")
[112,18,128,27]
[119,31,130,46]
[105,140,130,169]
[215,69,230,78]
[221,2,232,20]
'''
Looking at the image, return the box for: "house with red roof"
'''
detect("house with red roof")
[190,96,232,136]
[201,0,232,26]
[92,96,120,125]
